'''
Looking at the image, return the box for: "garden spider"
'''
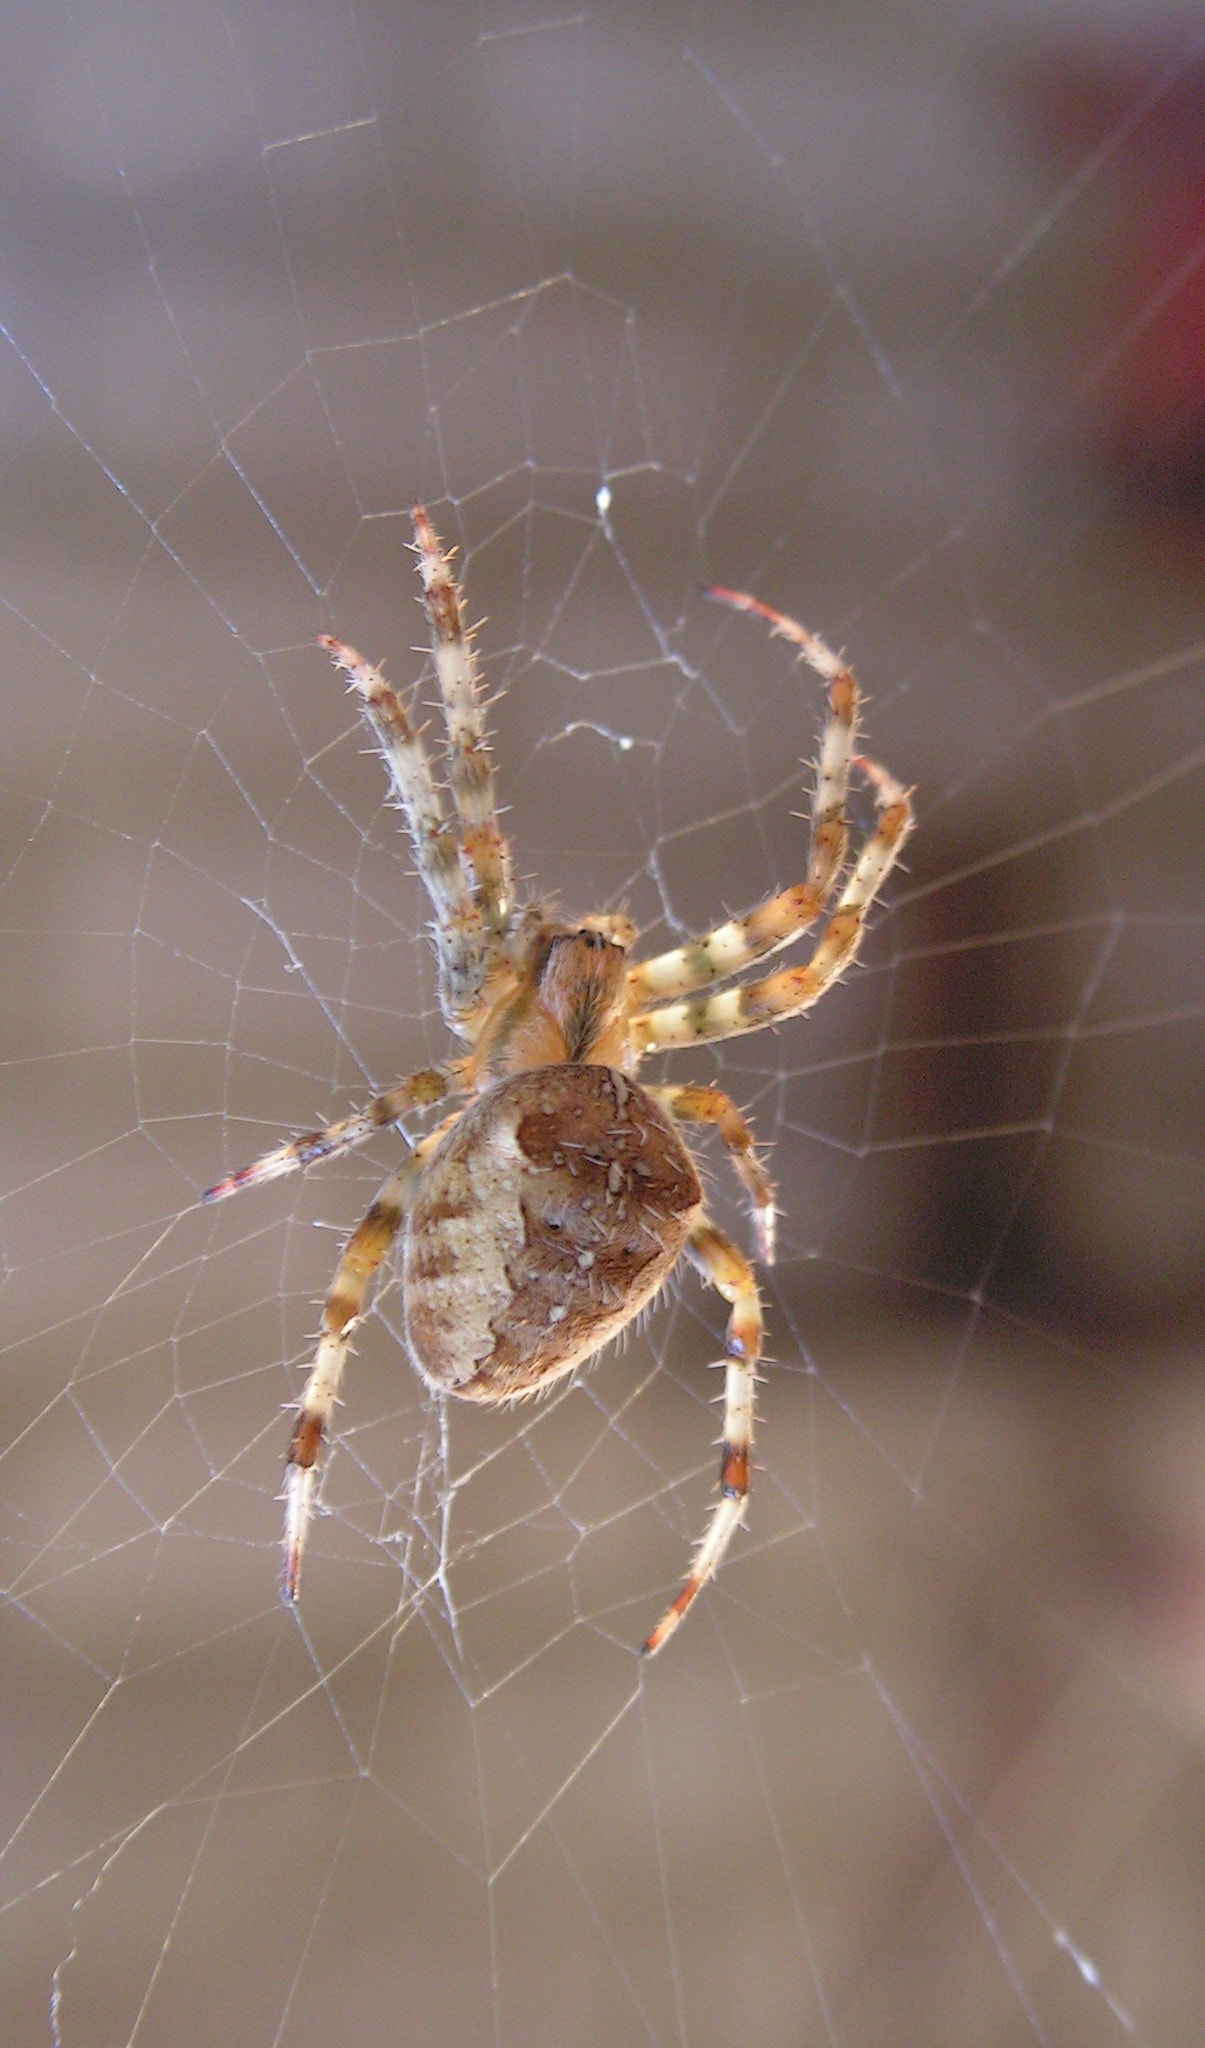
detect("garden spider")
[205,508,913,1656]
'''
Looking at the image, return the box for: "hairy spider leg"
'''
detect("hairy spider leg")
[627,587,859,1009]
[411,507,513,944]
[643,1216,763,1657]
[319,634,489,1033]
[202,1066,455,1202]
[281,1119,456,1599]
[631,756,913,1054]
[650,1082,776,1264]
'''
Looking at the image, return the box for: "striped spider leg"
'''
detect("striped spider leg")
[631,748,912,1055]
[649,1082,777,1264]
[278,1116,457,1600]
[205,504,510,1200]
[203,1066,455,1203]
[642,1215,764,1657]
[625,585,859,1010]
[625,592,911,1653]
[629,588,913,1056]
[409,505,512,950]
[205,506,520,1595]
[319,504,511,1038]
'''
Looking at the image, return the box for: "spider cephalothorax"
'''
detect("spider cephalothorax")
[205,506,913,1655]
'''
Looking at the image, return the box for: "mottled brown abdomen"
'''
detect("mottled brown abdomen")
[403,1064,702,1400]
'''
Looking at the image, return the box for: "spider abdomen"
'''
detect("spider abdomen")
[403,1064,702,1401]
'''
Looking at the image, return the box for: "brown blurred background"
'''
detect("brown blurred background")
[3,4,1203,2045]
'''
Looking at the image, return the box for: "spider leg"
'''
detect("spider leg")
[631,756,912,1055]
[649,1082,776,1264]
[281,1121,453,1600]
[202,1065,457,1202]
[320,635,487,1033]
[412,507,513,942]
[643,1216,763,1657]
[628,587,859,1008]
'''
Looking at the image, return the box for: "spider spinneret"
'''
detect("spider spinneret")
[205,505,913,1656]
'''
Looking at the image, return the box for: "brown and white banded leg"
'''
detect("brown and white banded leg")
[650,1082,777,1264]
[643,1216,763,1658]
[627,587,860,1010]
[632,757,913,1056]
[282,1148,429,1601]
[320,633,487,1032]
[412,507,512,940]
[202,1065,455,1203]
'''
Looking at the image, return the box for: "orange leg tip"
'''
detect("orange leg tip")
[702,583,765,621]
[642,1581,698,1658]
[641,1617,670,1659]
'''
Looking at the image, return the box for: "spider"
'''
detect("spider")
[204,507,913,1656]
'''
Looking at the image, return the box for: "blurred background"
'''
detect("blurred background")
[3,3,1203,2045]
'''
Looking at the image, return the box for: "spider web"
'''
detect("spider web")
[4,4,1204,2044]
